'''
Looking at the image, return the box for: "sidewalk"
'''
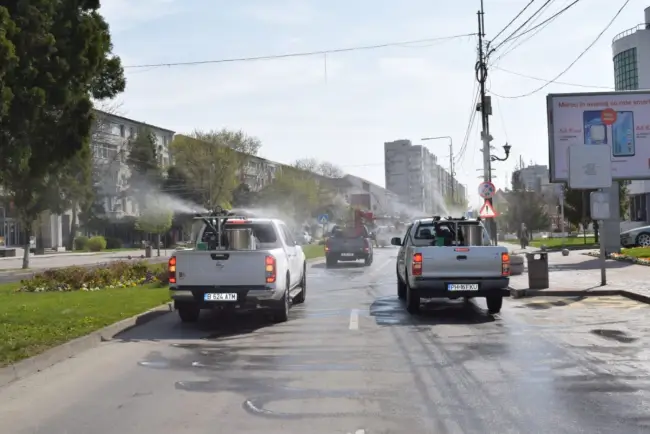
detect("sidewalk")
[508,250,650,303]
[0,248,144,261]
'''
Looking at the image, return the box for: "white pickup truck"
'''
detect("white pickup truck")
[391,216,510,314]
[168,213,307,323]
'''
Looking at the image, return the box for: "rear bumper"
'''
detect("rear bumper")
[326,251,370,260]
[409,276,510,298]
[169,284,283,309]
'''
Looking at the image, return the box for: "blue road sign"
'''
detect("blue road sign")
[317,214,329,224]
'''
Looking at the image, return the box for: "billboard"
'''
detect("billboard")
[547,91,650,182]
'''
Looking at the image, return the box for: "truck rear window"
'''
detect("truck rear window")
[201,222,281,248]
[412,222,486,246]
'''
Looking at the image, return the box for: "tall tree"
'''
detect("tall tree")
[257,167,319,222]
[126,127,161,210]
[293,158,345,178]
[504,171,550,238]
[0,2,125,268]
[58,146,94,249]
[169,134,240,209]
[563,182,629,242]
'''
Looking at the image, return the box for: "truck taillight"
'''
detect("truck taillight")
[412,252,422,276]
[265,255,276,283]
[501,252,510,276]
[168,256,177,284]
[364,239,370,251]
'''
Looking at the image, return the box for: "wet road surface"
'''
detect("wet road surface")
[1,248,650,433]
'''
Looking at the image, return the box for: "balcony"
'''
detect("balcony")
[612,24,647,43]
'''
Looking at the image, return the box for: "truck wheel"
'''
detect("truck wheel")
[397,270,406,300]
[486,295,503,314]
[273,282,290,323]
[364,255,373,266]
[405,280,420,314]
[178,304,200,323]
[293,264,307,304]
[326,256,337,267]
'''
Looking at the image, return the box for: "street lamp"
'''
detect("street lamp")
[490,143,511,162]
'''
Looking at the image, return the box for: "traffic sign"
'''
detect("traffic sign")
[317,214,329,224]
[600,108,617,125]
[478,181,496,199]
[479,200,497,218]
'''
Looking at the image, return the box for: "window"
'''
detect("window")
[119,125,125,137]
[614,48,638,90]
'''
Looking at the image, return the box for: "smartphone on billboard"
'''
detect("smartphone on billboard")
[612,110,635,157]
[583,110,608,144]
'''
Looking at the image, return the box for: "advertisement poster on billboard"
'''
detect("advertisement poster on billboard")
[547,91,650,182]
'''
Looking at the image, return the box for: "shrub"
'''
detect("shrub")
[74,236,89,251]
[105,237,123,249]
[19,261,167,292]
[87,236,107,252]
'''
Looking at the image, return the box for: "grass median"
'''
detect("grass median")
[302,244,325,260]
[0,264,170,368]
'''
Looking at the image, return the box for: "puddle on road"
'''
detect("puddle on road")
[590,329,638,344]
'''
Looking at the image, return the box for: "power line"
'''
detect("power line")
[491,0,581,56]
[491,65,613,89]
[490,0,557,64]
[489,0,630,99]
[488,0,554,56]
[123,33,477,69]
[489,0,537,45]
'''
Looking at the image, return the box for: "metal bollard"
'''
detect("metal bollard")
[526,252,549,289]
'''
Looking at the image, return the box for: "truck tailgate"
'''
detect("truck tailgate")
[175,250,269,286]
[419,246,506,278]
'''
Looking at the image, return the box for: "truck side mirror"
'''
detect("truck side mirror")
[390,237,402,246]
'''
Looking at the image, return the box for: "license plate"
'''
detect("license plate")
[341,253,354,257]
[204,293,237,301]
[447,283,479,291]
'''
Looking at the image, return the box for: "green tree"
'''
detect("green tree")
[169,134,240,209]
[505,172,550,239]
[126,128,161,209]
[0,2,125,268]
[563,181,629,243]
[258,168,319,222]
[136,200,173,257]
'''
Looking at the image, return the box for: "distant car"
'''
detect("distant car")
[620,225,650,248]
[325,225,374,267]
[294,231,312,245]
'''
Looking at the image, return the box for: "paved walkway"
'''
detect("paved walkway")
[509,250,650,301]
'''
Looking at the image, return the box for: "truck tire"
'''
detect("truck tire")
[364,254,373,266]
[405,280,420,314]
[178,304,200,323]
[326,255,337,267]
[293,264,307,304]
[397,270,406,300]
[273,281,290,323]
[486,295,503,314]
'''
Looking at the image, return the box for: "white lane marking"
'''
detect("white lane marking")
[349,309,359,330]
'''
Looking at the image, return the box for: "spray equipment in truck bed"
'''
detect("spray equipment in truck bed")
[192,206,255,250]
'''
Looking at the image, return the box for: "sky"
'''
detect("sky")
[99,0,642,208]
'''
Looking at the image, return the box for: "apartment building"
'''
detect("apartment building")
[384,139,465,213]
[612,6,650,223]
[91,110,175,219]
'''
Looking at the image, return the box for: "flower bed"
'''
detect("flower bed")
[19,261,168,292]
[585,248,650,266]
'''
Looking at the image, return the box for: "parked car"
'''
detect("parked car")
[620,225,650,248]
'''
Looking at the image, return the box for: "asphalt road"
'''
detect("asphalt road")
[1,248,650,433]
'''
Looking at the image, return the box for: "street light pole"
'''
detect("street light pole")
[421,136,455,202]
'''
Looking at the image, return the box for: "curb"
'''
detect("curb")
[509,287,650,304]
[0,302,172,389]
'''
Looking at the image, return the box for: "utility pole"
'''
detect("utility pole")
[476,0,496,241]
